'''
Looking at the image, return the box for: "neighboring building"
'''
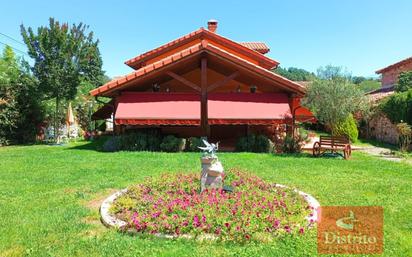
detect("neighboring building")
[366,57,412,144]
[91,20,313,144]
[368,56,412,101]
[376,56,412,89]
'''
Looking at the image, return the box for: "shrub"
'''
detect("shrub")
[236,134,272,153]
[331,114,358,142]
[102,131,162,152]
[160,135,186,152]
[396,122,412,152]
[380,89,412,125]
[102,136,121,152]
[281,135,305,153]
[186,137,203,152]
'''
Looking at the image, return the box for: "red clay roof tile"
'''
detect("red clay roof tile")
[90,42,304,97]
[239,42,270,54]
[124,28,278,70]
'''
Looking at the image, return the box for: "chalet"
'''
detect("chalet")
[91,20,313,145]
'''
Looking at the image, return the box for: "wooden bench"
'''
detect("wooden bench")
[313,135,352,159]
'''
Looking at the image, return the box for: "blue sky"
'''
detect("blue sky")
[1,0,411,78]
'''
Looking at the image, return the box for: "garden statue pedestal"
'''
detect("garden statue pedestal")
[200,156,224,192]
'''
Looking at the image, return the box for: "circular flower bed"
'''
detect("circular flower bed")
[110,170,316,242]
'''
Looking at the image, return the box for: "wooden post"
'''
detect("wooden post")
[200,57,210,137]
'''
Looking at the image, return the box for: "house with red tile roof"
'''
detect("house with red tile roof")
[91,20,313,144]
[368,56,412,101]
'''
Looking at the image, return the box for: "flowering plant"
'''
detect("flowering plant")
[111,170,313,242]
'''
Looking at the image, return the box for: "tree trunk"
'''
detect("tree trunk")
[54,96,60,142]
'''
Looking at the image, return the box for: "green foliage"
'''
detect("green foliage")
[160,135,186,152]
[331,114,359,142]
[302,76,369,129]
[21,18,105,139]
[380,89,412,124]
[316,65,351,80]
[281,131,307,153]
[395,71,412,92]
[102,131,162,152]
[186,137,202,152]
[236,134,272,153]
[357,79,381,92]
[273,66,315,81]
[0,46,43,145]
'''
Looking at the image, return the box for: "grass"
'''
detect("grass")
[0,141,411,256]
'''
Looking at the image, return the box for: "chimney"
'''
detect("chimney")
[207,19,218,33]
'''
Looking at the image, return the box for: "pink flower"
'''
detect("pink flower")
[299,227,305,234]
[152,212,161,218]
[193,215,201,227]
[284,225,291,233]
[201,214,206,223]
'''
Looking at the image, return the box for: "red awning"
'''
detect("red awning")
[291,98,316,122]
[208,93,291,125]
[114,92,292,126]
[92,100,114,120]
[115,92,200,125]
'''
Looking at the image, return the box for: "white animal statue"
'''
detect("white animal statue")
[198,139,219,157]
[199,139,224,192]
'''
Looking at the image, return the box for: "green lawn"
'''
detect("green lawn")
[0,142,411,257]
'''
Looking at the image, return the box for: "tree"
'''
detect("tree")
[352,76,366,84]
[0,46,43,145]
[273,66,315,81]
[316,65,351,80]
[301,76,369,136]
[395,71,412,92]
[21,18,105,140]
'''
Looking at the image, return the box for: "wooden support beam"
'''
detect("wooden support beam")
[166,71,201,92]
[200,58,210,137]
[207,71,239,92]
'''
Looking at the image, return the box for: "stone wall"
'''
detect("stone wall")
[368,112,399,145]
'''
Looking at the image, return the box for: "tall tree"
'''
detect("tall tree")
[21,18,104,140]
[0,46,42,145]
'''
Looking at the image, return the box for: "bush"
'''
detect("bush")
[102,131,162,152]
[236,134,272,153]
[380,89,412,125]
[186,137,203,152]
[396,122,412,152]
[331,114,358,142]
[281,135,305,153]
[160,135,186,152]
[102,136,121,152]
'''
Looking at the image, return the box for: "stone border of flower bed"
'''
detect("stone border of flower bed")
[100,185,320,232]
